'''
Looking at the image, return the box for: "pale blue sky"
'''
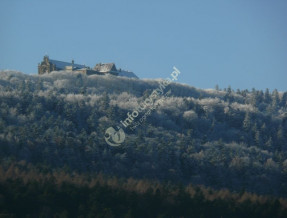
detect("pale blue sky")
[1,0,287,91]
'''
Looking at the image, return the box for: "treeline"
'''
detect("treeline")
[0,163,287,218]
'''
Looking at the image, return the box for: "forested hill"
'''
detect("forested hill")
[0,70,287,197]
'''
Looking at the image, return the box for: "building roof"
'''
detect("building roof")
[49,59,86,70]
[94,63,117,73]
[117,70,138,79]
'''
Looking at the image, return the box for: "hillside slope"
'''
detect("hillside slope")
[0,70,287,197]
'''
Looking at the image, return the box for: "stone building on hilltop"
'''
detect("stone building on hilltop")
[38,56,87,74]
[94,63,118,75]
[38,56,138,78]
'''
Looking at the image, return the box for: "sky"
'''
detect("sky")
[1,0,287,91]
